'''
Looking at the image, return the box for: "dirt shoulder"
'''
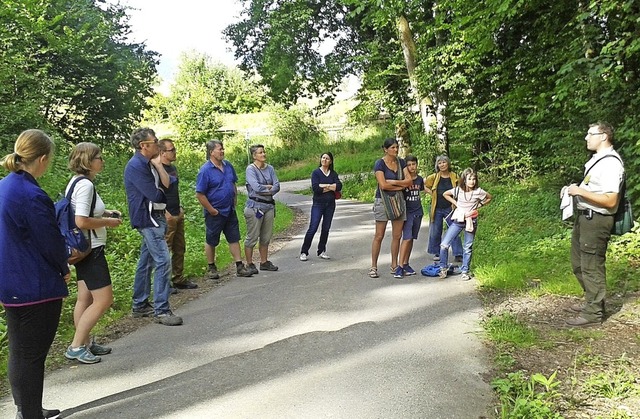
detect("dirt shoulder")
[482,290,640,418]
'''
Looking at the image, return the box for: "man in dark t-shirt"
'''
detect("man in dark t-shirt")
[159,139,197,289]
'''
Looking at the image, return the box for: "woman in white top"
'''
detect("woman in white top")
[438,168,492,281]
[64,143,122,364]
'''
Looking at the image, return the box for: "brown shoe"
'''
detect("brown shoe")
[565,316,602,327]
[565,303,584,314]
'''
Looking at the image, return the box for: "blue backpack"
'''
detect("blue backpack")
[55,176,96,264]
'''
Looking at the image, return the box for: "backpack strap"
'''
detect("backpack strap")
[67,176,97,238]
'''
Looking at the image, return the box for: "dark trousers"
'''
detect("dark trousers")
[571,213,613,321]
[301,201,336,256]
[6,299,62,419]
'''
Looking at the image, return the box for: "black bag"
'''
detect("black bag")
[55,177,96,264]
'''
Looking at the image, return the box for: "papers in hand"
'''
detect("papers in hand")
[560,186,573,220]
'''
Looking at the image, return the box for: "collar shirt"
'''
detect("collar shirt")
[195,160,238,217]
[577,147,624,215]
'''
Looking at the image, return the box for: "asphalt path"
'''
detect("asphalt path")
[1,180,492,418]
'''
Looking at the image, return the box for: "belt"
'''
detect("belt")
[151,209,165,216]
[578,209,609,217]
[249,196,275,205]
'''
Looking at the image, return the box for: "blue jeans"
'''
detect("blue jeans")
[300,201,336,256]
[439,220,476,273]
[428,207,462,257]
[133,215,171,315]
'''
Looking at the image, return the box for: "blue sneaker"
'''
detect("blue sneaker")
[65,345,101,364]
[393,266,404,279]
[403,264,416,276]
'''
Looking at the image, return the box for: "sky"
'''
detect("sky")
[117,0,243,86]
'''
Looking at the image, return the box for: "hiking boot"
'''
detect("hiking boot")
[318,252,331,259]
[236,264,253,277]
[565,316,602,328]
[89,338,112,356]
[393,266,404,279]
[260,260,279,271]
[174,281,198,289]
[154,311,183,326]
[299,253,308,261]
[403,264,416,276]
[246,263,259,275]
[565,302,585,314]
[207,263,220,280]
[438,267,448,280]
[65,345,101,364]
[132,302,154,318]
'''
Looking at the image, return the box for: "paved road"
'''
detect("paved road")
[1,180,492,418]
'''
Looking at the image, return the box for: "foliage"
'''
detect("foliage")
[269,104,323,149]
[0,0,158,145]
[492,371,563,419]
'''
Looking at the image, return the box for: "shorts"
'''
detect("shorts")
[244,206,275,248]
[402,211,423,240]
[373,198,407,222]
[205,210,241,247]
[74,246,112,291]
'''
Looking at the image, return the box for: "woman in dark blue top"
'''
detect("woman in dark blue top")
[0,129,69,419]
[300,152,342,261]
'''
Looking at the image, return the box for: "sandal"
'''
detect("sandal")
[368,267,379,278]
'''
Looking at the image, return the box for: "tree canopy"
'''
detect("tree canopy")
[0,0,158,146]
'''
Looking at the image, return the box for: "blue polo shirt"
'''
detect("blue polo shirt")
[196,160,238,217]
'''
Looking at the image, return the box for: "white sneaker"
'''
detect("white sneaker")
[318,252,331,259]
[299,253,308,261]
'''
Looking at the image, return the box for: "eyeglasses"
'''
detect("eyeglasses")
[140,139,158,145]
[586,132,604,137]
[163,148,176,152]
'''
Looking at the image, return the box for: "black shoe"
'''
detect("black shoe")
[236,264,253,277]
[174,281,198,289]
[132,302,154,318]
[260,260,279,271]
[170,287,178,295]
[16,408,61,419]
[247,263,259,275]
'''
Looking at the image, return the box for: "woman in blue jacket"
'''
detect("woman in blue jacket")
[299,152,342,261]
[0,129,69,419]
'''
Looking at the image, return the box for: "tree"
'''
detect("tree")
[162,52,270,144]
[0,0,158,145]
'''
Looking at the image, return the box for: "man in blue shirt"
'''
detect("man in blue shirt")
[124,128,183,326]
[196,140,252,279]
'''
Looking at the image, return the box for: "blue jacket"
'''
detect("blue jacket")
[124,152,175,229]
[0,171,69,306]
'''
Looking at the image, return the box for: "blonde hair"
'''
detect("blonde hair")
[68,142,101,175]
[1,129,55,172]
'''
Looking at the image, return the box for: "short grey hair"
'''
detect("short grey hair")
[206,139,223,157]
[434,155,451,172]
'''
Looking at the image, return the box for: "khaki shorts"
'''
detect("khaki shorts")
[373,198,406,222]
[244,206,275,248]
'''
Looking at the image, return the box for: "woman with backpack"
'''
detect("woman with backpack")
[64,143,122,364]
[0,129,68,419]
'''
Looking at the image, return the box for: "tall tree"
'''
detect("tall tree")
[0,0,158,145]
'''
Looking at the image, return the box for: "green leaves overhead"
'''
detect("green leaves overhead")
[0,0,158,145]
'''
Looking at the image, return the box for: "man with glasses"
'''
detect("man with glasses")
[196,140,253,279]
[159,139,198,290]
[563,122,624,327]
[124,128,183,326]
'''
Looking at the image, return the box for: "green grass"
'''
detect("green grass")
[483,313,539,348]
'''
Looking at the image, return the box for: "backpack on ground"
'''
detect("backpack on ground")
[421,263,459,277]
[55,176,96,265]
